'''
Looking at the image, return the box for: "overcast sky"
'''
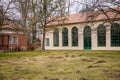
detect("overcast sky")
[1,0,120,19]
[69,0,120,13]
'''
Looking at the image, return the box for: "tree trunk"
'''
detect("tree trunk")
[41,26,45,51]
[41,0,47,51]
[32,28,36,43]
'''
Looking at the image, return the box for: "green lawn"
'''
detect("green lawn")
[0,50,120,80]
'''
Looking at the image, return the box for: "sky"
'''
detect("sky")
[0,0,21,19]
[1,0,120,19]
[1,0,76,19]
[69,0,120,13]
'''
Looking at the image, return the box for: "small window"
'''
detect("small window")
[9,36,18,44]
[46,38,49,46]
[9,36,12,44]
[13,37,18,44]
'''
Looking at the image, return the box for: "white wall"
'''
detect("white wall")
[45,21,120,50]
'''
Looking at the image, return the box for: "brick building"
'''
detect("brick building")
[0,21,28,50]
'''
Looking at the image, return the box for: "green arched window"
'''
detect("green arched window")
[72,27,78,46]
[97,24,106,46]
[62,28,68,46]
[53,28,59,46]
[111,23,120,46]
[84,26,91,49]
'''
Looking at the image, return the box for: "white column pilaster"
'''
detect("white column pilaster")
[50,31,53,47]
[68,27,72,48]
[59,29,62,48]
[79,26,83,50]
[91,26,97,50]
[106,25,110,49]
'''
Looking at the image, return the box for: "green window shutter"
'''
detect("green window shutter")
[53,28,59,46]
[111,23,120,46]
[72,27,78,46]
[62,28,68,46]
[97,24,106,46]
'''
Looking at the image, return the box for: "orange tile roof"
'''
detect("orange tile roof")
[47,7,120,26]
[2,20,17,30]
[2,20,25,32]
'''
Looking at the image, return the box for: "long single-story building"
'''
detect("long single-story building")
[44,9,120,50]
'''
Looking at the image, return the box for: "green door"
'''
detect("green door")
[84,26,91,50]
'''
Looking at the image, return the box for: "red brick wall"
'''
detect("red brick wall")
[0,35,9,50]
[0,36,9,45]
[9,34,28,49]
[0,33,28,50]
[4,36,9,45]
[0,36,2,45]
[18,34,28,48]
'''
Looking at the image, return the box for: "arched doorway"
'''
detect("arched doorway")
[84,26,91,49]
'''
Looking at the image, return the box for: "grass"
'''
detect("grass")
[0,50,120,80]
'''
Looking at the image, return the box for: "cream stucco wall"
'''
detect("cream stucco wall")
[45,20,120,50]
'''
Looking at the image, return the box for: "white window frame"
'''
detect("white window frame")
[13,37,18,44]
[9,36,13,44]
[9,36,18,44]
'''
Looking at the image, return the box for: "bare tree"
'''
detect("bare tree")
[27,0,69,51]
[73,0,120,24]
[0,0,13,31]
[12,0,30,27]
[41,0,68,51]
[1,0,69,50]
